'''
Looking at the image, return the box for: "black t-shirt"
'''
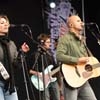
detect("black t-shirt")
[28,49,57,72]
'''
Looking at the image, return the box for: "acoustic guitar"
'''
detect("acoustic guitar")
[62,57,100,88]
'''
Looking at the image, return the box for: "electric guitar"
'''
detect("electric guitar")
[62,57,100,88]
[31,65,60,91]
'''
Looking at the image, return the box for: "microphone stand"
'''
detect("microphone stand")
[31,44,49,100]
[31,48,42,100]
[20,51,30,100]
[19,25,37,100]
[86,23,100,45]
[22,26,52,100]
[95,23,100,45]
[24,30,52,57]
[20,49,37,100]
[10,24,37,100]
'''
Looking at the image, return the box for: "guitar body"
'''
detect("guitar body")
[62,57,100,88]
[31,65,57,91]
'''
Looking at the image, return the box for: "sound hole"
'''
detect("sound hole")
[85,64,93,71]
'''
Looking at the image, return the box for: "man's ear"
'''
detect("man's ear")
[67,22,73,28]
[70,23,73,27]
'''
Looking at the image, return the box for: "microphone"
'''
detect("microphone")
[85,22,96,26]
[86,22,100,45]
[10,24,34,40]
[10,24,27,27]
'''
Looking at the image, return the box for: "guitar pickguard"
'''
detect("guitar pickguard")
[82,71,93,78]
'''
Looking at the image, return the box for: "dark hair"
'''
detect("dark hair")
[37,34,50,44]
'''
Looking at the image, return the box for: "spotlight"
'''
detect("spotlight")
[50,2,56,8]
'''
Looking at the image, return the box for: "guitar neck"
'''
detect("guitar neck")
[50,66,60,76]
[93,63,100,69]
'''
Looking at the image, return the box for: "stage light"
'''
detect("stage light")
[49,2,56,8]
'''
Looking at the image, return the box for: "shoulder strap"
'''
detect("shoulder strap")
[83,41,93,57]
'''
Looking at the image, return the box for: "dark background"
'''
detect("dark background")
[0,0,100,100]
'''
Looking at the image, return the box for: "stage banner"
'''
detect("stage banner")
[46,0,76,62]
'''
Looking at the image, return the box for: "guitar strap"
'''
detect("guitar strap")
[84,44,93,57]
[83,41,93,57]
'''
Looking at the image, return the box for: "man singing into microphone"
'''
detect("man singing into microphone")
[56,15,97,100]
[0,14,29,100]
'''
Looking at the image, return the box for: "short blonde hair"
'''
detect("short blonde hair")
[0,14,10,25]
